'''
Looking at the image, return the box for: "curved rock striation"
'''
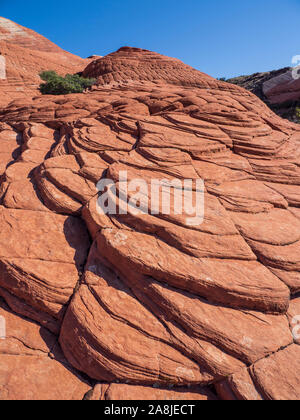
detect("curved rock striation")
[0,297,91,400]
[83,46,215,88]
[0,42,300,400]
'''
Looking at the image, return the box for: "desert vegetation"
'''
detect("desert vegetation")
[39,71,96,95]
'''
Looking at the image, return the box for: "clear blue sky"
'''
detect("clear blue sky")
[1,0,299,79]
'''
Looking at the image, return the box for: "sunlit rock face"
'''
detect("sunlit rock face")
[0,26,300,400]
[0,16,64,52]
[0,17,90,107]
[83,46,214,87]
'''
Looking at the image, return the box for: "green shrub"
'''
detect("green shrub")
[296,107,300,122]
[39,71,96,95]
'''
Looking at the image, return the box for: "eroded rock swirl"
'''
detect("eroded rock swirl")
[0,46,300,400]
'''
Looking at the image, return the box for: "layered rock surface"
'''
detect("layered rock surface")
[0,37,300,400]
[0,297,91,400]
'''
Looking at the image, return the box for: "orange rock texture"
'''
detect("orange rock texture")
[0,23,300,400]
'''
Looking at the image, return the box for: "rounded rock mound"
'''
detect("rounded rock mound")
[83,46,215,87]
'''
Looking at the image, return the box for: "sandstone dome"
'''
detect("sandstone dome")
[0,30,300,399]
[83,46,215,87]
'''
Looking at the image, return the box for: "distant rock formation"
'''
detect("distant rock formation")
[87,55,103,60]
[227,67,300,122]
[0,22,300,401]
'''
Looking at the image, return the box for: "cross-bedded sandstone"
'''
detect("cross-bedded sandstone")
[0,42,300,400]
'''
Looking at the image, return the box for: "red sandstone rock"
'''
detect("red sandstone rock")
[0,25,300,400]
[87,383,217,400]
[0,298,91,400]
[215,344,300,400]
[250,345,300,400]
[83,46,214,88]
[215,368,264,400]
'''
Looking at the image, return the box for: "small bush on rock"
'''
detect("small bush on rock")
[39,71,96,95]
[296,107,300,122]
